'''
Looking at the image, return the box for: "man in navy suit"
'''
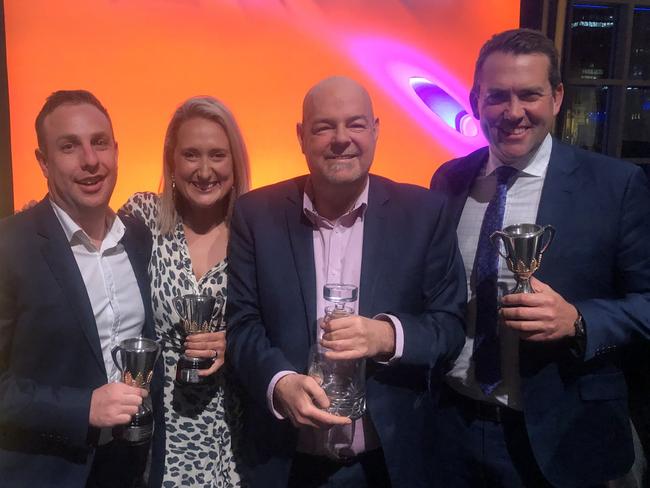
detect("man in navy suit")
[226,76,467,487]
[0,90,162,487]
[430,29,650,487]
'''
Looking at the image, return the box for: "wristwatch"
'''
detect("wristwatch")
[573,313,586,339]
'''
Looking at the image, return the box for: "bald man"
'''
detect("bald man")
[226,76,467,487]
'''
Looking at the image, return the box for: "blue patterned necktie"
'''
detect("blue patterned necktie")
[473,164,518,396]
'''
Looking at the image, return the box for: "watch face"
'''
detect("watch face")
[574,315,586,337]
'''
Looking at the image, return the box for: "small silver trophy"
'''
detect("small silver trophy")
[111,337,161,444]
[490,223,555,294]
[173,294,223,385]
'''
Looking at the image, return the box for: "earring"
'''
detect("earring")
[171,176,177,203]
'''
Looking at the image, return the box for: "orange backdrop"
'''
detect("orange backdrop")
[5,0,519,210]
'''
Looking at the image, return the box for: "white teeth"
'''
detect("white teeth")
[79,177,102,185]
[192,181,219,190]
[501,127,527,136]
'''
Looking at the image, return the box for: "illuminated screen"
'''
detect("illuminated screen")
[5,0,519,210]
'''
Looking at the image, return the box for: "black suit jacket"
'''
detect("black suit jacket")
[430,140,650,487]
[0,199,163,487]
[226,174,467,488]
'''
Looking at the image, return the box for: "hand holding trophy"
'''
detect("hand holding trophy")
[111,337,161,444]
[173,294,224,385]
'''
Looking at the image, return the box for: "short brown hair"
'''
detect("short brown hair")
[471,28,561,100]
[35,90,113,153]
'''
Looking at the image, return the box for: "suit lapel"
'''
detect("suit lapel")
[35,200,106,375]
[285,178,318,343]
[446,149,487,226]
[359,176,389,317]
[535,140,579,282]
[536,140,579,224]
[120,217,155,340]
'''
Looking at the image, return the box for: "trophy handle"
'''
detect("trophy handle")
[172,296,185,319]
[111,345,124,374]
[539,225,556,254]
[489,231,511,260]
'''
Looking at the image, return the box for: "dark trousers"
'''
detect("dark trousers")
[86,441,149,488]
[288,448,391,488]
[432,387,551,488]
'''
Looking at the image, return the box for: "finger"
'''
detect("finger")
[120,404,140,417]
[121,393,145,406]
[321,336,362,351]
[185,331,225,344]
[502,320,547,333]
[500,305,551,321]
[322,328,359,342]
[529,277,550,292]
[303,377,331,409]
[501,293,547,307]
[120,384,147,397]
[184,348,217,359]
[321,317,356,332]
[324,349,366,361]
[291,401,352,428]
[198,358,224,376]
[183,340,222,351]
[115,413,135,425]
[308,408,353,427]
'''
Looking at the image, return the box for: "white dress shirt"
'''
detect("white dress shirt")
[50,200,145,383]
[448,134,552,409]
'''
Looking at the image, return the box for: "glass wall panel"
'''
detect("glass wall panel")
[568,4,618,80]
[622,87,650,158]
[561,85,609,152]
[629,8,650,79]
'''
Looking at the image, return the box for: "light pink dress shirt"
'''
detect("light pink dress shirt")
[266,177,405,457]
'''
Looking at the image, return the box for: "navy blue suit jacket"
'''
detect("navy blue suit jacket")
[226,174,467,488]
[0,199,164,487]
[430,140,650,487]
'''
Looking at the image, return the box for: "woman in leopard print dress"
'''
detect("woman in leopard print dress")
[122,96,250,487]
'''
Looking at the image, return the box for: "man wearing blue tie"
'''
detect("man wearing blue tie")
[430,29,650,487]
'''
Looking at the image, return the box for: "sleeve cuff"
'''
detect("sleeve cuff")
[373,313,404,364]
[266,370,297,419]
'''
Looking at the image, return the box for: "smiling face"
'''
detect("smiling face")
[472,52,563,164]
[172,117,234,212]
[297,78,379,189]
[36,103,117,222]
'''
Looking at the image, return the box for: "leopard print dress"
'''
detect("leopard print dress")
[123,192,243,488]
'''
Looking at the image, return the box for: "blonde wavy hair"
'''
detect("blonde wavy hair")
[158,96,251,234]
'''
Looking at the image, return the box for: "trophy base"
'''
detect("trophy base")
[113,410,153,445]
[175,355,213,385]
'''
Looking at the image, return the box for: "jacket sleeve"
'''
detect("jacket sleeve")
[389,194,467,372]
[225,199,298,409]
[0,225,92,448]
[577,167,650,360]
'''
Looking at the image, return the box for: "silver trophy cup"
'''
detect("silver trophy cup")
[111,337,161,444]
[490,223,555,294]
[172,294,222,385]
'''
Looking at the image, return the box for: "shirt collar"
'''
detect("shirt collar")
[49,199,124,251]
[485,133,552,178]
[302,176,369,227]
